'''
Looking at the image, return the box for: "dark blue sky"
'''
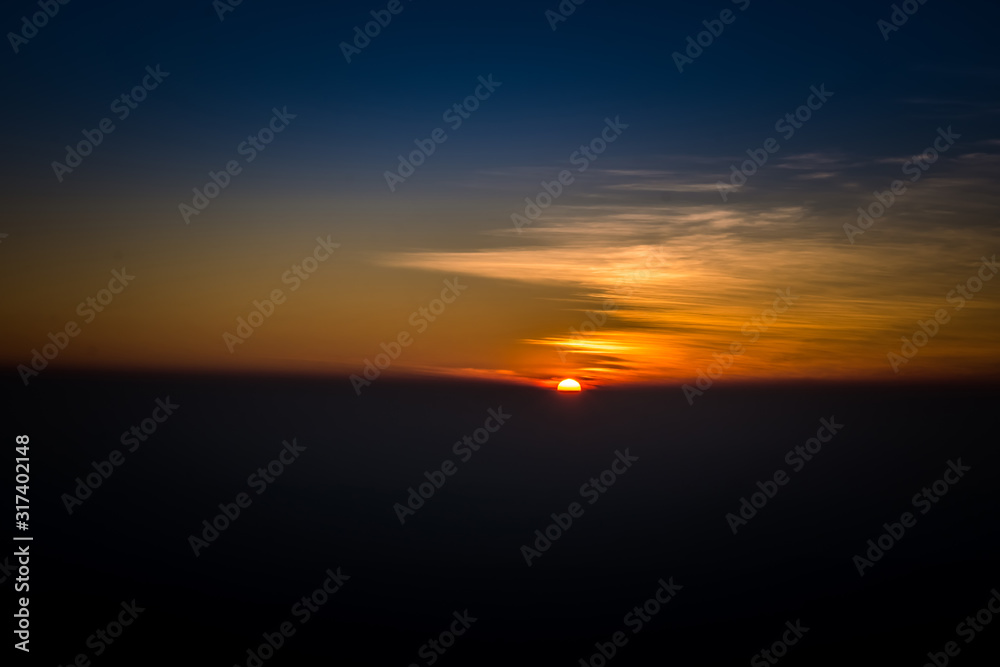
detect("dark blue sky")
[3,0,999,204]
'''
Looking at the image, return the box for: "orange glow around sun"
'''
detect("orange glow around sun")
[557,378,582,392]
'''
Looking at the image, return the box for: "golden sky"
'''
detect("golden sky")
[4,147,1000,387]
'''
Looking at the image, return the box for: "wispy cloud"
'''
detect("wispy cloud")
[375,148,1000,383]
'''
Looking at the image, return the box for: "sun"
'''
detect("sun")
[557,378,582,392]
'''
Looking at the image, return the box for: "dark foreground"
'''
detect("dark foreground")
[6,372,999,665]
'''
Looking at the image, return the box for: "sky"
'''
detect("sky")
[2,0,1000,387]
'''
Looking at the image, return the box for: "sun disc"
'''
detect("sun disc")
[557,378,582,392]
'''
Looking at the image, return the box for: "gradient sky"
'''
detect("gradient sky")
[3,0,1000,387]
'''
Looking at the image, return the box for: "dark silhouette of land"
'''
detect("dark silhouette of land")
[11,371,999,665]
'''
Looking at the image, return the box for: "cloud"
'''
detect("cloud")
[374,147,1000,382]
